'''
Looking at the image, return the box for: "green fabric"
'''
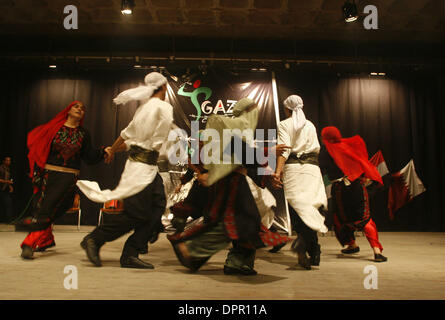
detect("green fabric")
[186,222,231,258]
[225,244,256,269]
[185,222,256,269]
[203,98,259,186]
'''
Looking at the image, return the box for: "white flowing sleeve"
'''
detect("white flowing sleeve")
[151,104,174,152]
[120,118,137,141]
[305,122,321,154]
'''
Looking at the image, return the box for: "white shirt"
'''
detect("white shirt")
[278,118,320,160]
[121,97,173,152]
[76,97,174,203]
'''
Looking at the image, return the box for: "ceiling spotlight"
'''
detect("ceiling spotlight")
[49,65,57,69]
[342,0,358,23]
[121,0,135,15]
[133,65,142,68]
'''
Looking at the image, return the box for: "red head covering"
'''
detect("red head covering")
[27,101,84,177]
[321,126,383,185]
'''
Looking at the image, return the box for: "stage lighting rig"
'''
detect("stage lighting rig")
[121,0,135,15]
[342,0,358,23]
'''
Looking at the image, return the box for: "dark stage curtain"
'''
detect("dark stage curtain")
[1,69,444,231]
[0,71,148,225]
[276,71,445,231]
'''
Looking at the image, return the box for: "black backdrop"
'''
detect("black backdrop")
[1,68,444,231]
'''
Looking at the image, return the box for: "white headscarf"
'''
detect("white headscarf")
[284,95,306,132]
[113,72,168,105]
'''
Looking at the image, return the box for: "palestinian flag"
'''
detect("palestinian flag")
[369,150,391,187]
[388,159,426,220]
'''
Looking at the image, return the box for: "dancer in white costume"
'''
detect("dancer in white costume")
[77,72,174,269]
[273,95,328,270]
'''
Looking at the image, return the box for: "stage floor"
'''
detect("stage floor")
[0,225,444,300]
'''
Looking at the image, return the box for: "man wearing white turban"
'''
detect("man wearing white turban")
[272,95,328,270]
[77,72,174,269]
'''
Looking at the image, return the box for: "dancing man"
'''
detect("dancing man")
[168,98,291,275]
[272,95,328,270]
[77,72,173,269]
[319,126,387,262]
[18,101,107,259]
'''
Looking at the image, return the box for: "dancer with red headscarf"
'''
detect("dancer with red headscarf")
[17,101,108,260]
[319,126,387,262]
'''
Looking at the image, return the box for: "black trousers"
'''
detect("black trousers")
[289,205,320,257]
[88,173,166,262]
[0,191,13,222]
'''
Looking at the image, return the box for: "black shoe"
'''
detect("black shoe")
[309,244,321,266]
[341,246,360,254]
[374,254,387,262]
[121,256,154,269]
[34,242,56,252]
[297,253,312,270]
[21,245,34,260]
[291,236,306,255]
[171,241,195,271]
[81,237,102,267]
[223,265,258,276]
[269,242,286,253]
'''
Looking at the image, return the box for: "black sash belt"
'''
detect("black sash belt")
[286,152,319,166]
[128,145,159,165]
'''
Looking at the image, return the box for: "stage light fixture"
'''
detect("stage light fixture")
[133,65,141,68]
[49,65,57,69]
[342,0,358,23]
[121,0,135,15]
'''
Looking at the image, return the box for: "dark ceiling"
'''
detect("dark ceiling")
[1,0,444,42]
[0,0,444,70]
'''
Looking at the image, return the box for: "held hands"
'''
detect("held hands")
[271,144,291,158]
[197,173,209,187]
[104,147,114,164]
[271,171,283,189]
[174,184,183,193]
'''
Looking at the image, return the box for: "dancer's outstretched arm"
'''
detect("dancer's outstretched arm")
[105,136,127,164]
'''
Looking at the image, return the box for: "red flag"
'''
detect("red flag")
[369,150,389,177]
[388,160,426,220]
[369,150,392,187]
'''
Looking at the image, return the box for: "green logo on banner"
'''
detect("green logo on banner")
[178,80,212,121]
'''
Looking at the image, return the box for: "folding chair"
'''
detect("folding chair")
[98,199,124,226]
[65,194,81,231]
